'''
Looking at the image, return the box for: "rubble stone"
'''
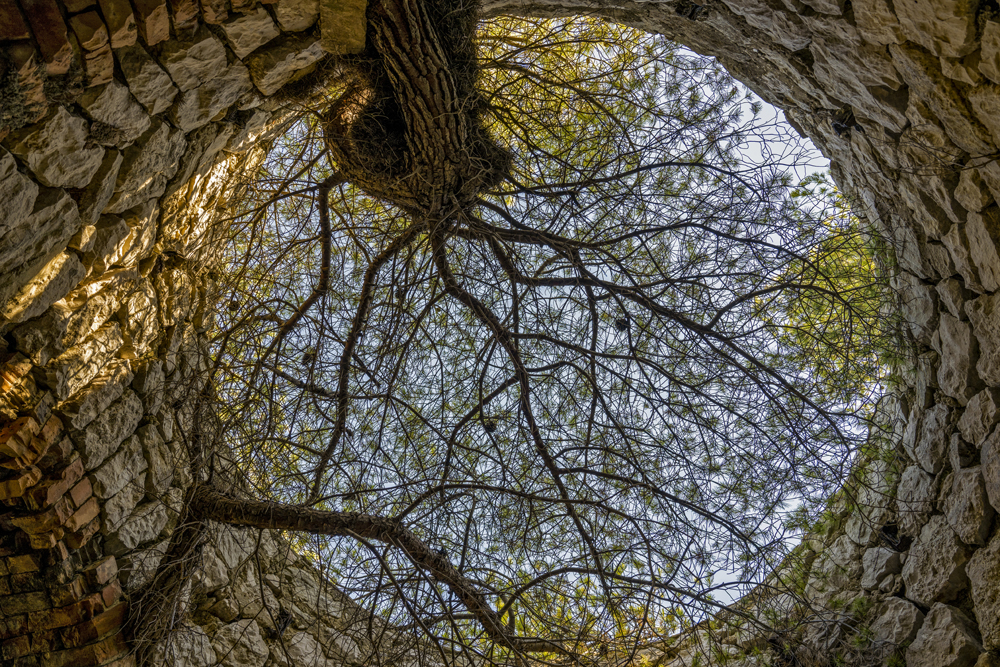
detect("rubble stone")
[901,515,971,606]
[907,603,982,667]
[4,107,105,188]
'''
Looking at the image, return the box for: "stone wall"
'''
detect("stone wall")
[0,0,375,664]
[2,0,1000,664]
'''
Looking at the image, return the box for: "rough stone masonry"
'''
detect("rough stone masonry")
[2,0,1000,664]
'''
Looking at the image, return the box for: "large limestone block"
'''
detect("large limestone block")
[966,207,1000,296]
[899,272,938,344]
[969,85,1000,149]
[117,44,179,115]
[910,402,950,474]
[83,215,130,274]
[115,200,160,269]
[212,620,269,667]
[3,106,105,188]
[78,79,151,146]
[275,0,319,32]
[907,603,982,667]
[90,430,149,498]
[898,467,937,537]
[169,63,254,132]
[319,0,366,53]
[71,389,143,469]
[102,481,144,535]
[120,277,159,359]
[138,424,173,495]
[221,8,280,58]
[0,252,85,330]
[860,547,901,590]
[284,632,334,667]
[944,466,995,546]
[193,544,230,593]
[968,292,1000,387]
[871,597,924,647]
[894,0,976,59]
[938,314,980,405]
[157,26,228,92]
[60,360,134,431]
[45,321,124,401]
[105,121,186,214]
[77,149,123,226]
[942,222,985,293]
[968,532,1000,650]
[11,267,137,365]
[155,267,194,327]
[982,427,1000,513]
[852,0,903,45]
[246,34,325,96]
[149,624,217,666]
[106,499,169,554]
[956,168,996,214]
[0,149,39,239]
[890,45,995,157]
[959,389,1000,447]
[937,278,969,320]
[901,515,971,606]
[982,21,1000,85]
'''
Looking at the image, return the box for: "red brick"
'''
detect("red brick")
[0,591,49,615]
[63,517,99,550]
[68,11,108,50]
[49,577,85,608]
[64,496,98,532]
[28,532,60,549]
[0,354,32,387]
[11,496,74,534]
[9,573,42,594]
[2,635,32,661]
[37,439,73,471]
[27,599,91,632]
[82,556,117,587]
[27,458,85,510]
[0,615,28,640]
[59,602,126,648]
[45,541,69,566]
[0,418,38,459]
[0,466,42,501]
[99,580,121,608]
[96,0,136,47]
[200,0,228,24]
[6,553,40,574]
[37,416,61,449]
[67,477,91,509]
[132,0,169,45]
[0,1,31,41]
[41,632,128,667]
[29,630,56,654]
[9,572,42,594]
[167,0,198,28]
[19,0,75,76]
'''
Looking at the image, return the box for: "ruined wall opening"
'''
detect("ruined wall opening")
[1,0,1000,665]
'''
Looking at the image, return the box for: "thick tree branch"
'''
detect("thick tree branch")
[190,484,566,655]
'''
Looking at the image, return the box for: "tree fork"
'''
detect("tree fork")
[323,0,510,216]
